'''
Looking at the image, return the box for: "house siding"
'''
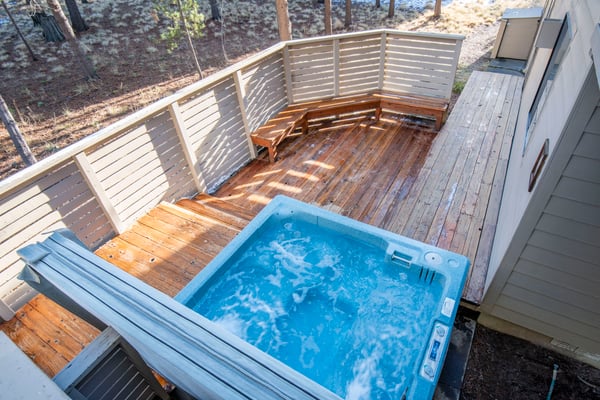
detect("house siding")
[483,0,600,354]
[485,96,600,353]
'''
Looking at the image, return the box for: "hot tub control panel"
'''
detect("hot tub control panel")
[420,322,449,382]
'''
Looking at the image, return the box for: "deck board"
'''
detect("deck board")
[1,71,522,378]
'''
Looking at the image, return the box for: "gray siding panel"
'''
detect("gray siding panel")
[537,213,600,246]
[491,303,600,353]
[553,176,600,205]
[490,103,600,352]
[574,132,600,158]
[521,245,600,282]
[564,155,600,183]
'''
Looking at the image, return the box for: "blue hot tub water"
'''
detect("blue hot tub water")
[177,196,469,399]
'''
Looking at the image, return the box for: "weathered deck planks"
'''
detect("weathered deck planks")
[0,71,521,379]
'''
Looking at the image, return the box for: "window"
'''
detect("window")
[524,15,571,153]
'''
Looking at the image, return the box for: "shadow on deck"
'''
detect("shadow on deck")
[0,71,522,380]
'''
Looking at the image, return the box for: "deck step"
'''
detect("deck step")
[177,195,254,231]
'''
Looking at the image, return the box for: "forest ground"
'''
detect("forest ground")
[1,0,600,398]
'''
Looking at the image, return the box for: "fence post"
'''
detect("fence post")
[446,38,463,99]
[74,152,125,235]
[283,45,294,104]
[378,31,387,91]
[333,38,340,96]
[168,102,208,193]
[233,70,257,159]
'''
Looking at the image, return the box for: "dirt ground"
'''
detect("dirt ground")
[462,324,600,399]
[2,0,600,398]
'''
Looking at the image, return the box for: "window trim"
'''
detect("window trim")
[523,14,572,154]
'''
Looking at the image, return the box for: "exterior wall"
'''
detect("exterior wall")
[483,0,600,354]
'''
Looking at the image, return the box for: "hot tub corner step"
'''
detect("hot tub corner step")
[434,307,478,400]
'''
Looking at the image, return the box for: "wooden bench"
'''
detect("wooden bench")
[250,92,449,162]
[374,93,448,131]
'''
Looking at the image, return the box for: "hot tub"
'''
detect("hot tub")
[176,195,469,399]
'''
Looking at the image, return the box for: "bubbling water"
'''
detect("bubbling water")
[192,218,443,399]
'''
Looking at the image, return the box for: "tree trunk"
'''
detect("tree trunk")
[344,0,351,28]
[31,11,65,42]
[208,0,221,21]
[0,95,37,166]
[65,0,88,32]
[324,0,332,34]
[375,0,380,8]
[46,0,97,79]
[388,0,395,18]
[2,0,38,60]
[176,0,203,78]
[434,0,442,17]
[275,0,291,41]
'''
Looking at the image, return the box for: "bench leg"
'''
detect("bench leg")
[375,106,382,121]
[301,118,308,135]
[434,111,445,131]
[268,146,276,163]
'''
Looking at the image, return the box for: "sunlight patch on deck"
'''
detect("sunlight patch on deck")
[267,182,302,193]
[248,194,272,205]
[286,170,320,182]
[234,180,265,190]
[303,160,334,169]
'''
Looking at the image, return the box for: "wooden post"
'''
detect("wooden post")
[333,39,340,96]
[74,152,125,234]
[168,102,208,192]
[283,46,294,104]
[0,94,36,166]
[233,70,257,159]
[446,39,463,99]
[378,32,387,91]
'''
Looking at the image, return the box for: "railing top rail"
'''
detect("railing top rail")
[285,29,465,47]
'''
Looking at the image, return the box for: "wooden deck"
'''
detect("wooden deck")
[0,71,522,380]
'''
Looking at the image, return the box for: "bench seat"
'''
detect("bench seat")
[251,92,449,162]
[374,93,448,130]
